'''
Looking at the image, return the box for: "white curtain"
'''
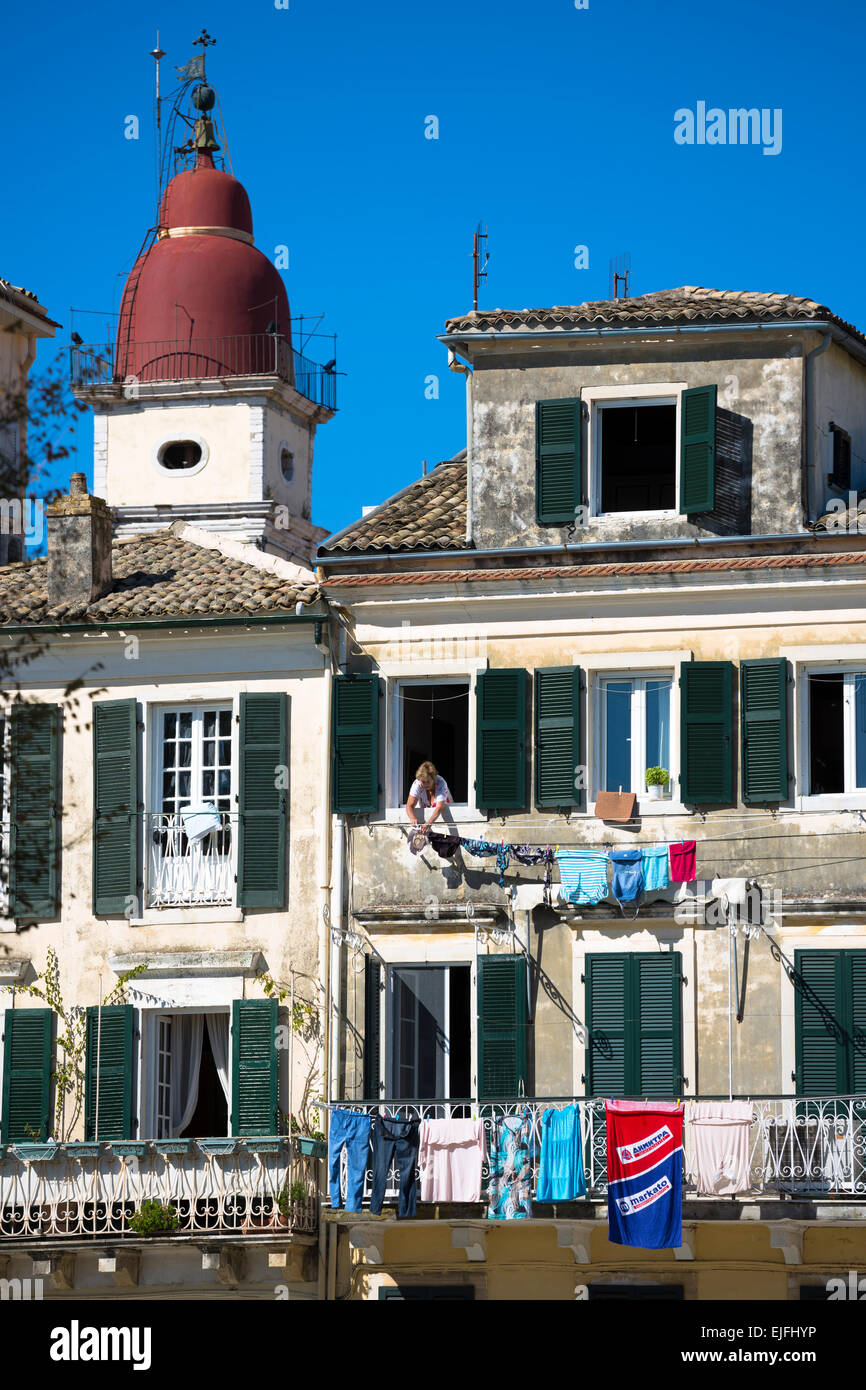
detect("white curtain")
[207,1013,231,1105]
[169,1013,204,1137]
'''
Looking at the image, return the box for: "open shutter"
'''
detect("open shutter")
[9,704,60,918]
[741,658,789,803]
[332,674,379,814]
[84,1004,134,1141]
[477,954,527,1100]
[585,954,628,1097]
[475,669,526,811]
[1,1009,52,1143]
[636,954,682,1097]
[231,998,278,1136]
[92,699,139,915]
[238,692,287,909]
[794,951,846,1096]
[536,398,582,524]
[534,666,581,808]
[680,661,733,805]
[363,957,382,1101]
[679,384,716,514]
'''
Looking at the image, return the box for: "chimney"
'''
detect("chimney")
[46,473,113,607]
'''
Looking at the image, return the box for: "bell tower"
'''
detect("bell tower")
[73,37,336,565]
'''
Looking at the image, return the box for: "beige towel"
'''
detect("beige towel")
[688,1101,753,1195]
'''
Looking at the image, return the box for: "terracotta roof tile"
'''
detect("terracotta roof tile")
[322,452,468,553]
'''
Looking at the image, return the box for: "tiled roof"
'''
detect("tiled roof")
[323,549,866,588]
[321,451,468,553]
[0,532,320,626]
[443,286,866,344]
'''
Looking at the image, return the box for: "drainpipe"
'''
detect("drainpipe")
[328,815,345,1105]
[448,350,473,544]
[804,330,832,523]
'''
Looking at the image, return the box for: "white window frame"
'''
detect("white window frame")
[0,715,9,917]
[583,382,686,519]
[584,651,689,816]
[384,666,482,821]
[386,962,473,1102]
[139,1005,233,1140]
[797,662,866,809]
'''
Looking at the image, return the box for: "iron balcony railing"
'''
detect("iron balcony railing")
[328,1096,866,1208]
[70,335,337,411]
[0,1137,318,1241]
[146,810,236,909]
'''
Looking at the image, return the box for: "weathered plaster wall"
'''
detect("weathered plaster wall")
[812,340,866,515]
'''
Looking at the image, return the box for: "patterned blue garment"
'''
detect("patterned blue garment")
[536,1103,586,1202]
[460,838,498,859]
[487,1109,534,1220]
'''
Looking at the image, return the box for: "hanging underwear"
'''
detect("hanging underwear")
[428,832,460,860]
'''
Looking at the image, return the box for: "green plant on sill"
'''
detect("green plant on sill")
[128,1199,180,1237]
[644,766,670,787]
[277,1179,308,1217]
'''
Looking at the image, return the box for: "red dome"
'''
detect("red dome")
[116,153,291,383]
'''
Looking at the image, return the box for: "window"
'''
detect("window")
[280,446,294,482]
[588,1284,684,1300]
[0,715,8,915]
[804,670,866,796]
[829,422,852,491]
[388,965,471,1101]
[795,949,866,1095]
[148,705,236,907]
[158,440,203,470]
[151,1011,230,1139]
[598,674,672,797]
[379,1285,475,1300]
[596,400,676,513]
[585,952,682,1097]
[397,680,469,805]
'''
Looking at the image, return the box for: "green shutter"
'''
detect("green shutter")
[795,952,847,1096]
[332,674,379,815]
[536,398,582,524]
[84,1004,134,1141]
[636,954,682,1096]
[1,1009,52,1143]
[586,954,681,1097]
[850,954,866,1093]
[534,666,581,808]
[9,704,60,919]
[231,998,278,1136]
[741,658,789,803]
[477,954,527,1100]
[585,954,628,1097]
[92,699,139,915]
[238,692,288,909]
[363,957,382,1101]
[475,669,526,811]
[680,661,733,805]
[679,384,716,514]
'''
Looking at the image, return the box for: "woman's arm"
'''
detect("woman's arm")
[425,799,446,827]
[406,794,422,826]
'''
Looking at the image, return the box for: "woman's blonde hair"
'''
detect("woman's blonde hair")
[415,760,437,785]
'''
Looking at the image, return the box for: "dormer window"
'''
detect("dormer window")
[597,399,676,513]
[152,435,209,478]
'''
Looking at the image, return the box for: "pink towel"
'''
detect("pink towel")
[418,1118,486,1202]
[669,841,696,883]
[688,1101,753,1195]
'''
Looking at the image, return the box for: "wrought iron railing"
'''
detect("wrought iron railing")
[0,1137,318,1240]
[70,336,337,411]
[146,810,236,908]
[327,1097,866,1207]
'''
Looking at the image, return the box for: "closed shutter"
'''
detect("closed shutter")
[477,954,527,1100]
[850,954,866,1093]
[741,658,789,803]
[1,1008,52,1143]
[238,692,287,909]
[332,675,379,814]
[84,1004,134,1141]
[9,704,60,918]
[679,384,716,514]
[636,954,682,1096]
[231,998,278,1136]
[794,951,846,1096]
[534,666,581,808]
[475,669,526,811]
[536,398,582,524]
[585,954,628,1096]
[363,957,382,1100]
[92,699,139,915]
[680,661,733,805]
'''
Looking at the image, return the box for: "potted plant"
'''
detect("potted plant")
[128,1198,180,1237]
[278,1178,309,1227]
[644,766,670,801]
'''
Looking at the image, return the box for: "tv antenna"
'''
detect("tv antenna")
[609,252,632,299]
[473,223,490,311]
[150,34,166,211]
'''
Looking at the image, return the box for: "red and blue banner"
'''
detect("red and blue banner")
[606,1100,683,1249]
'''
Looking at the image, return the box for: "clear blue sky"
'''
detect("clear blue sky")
[4,0,864,537]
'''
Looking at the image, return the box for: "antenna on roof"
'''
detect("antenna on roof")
[473,223,490,311]
[150,33,166,215]
[609,252,632,300]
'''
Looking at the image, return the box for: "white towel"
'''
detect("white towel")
[711,877,749,908]
[180,801,222,844]
[688,1101,753,1195]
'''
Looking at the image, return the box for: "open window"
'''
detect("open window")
[153,1011,231,1138]
[803,669,866,799]
[387,964,471,1101]
[396,679,469,806]
[596,400,677,513]
[0,715,9,915]
[597,673,673,800]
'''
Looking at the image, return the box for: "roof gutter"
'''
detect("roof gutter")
[439,319,835,345]
[0,612,326,638]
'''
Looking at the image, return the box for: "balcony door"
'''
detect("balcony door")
[152,1010,231,1139]
[148,705,235,907]
[388,965,470,1102]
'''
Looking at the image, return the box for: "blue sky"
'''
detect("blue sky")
[3,0,864,537]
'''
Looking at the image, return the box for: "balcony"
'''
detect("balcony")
[0,1137,318,1241]
[70,334,337,412]
[146,810,235,909]
[328,1096,866,1208]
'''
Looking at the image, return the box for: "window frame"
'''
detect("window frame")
[583,383,686,519]
[386,962,472,1102]
[0,715,9,917]
[384,670,480,821]
[798,663,866,808]
[139,1004,233,1140]
[584,652,688,816]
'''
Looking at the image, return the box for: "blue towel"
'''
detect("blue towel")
[641,844,670,891]
[556,850,609,905]
[609,848,643,905]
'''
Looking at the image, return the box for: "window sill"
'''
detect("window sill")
[130,906,244,926]
[384,806,482,826]
[797,796,866,813]
[587,799,688,818]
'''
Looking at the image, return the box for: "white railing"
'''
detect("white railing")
[329,1096,866,1206]
[0,1138,319,1240]
[146,811,236,908]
